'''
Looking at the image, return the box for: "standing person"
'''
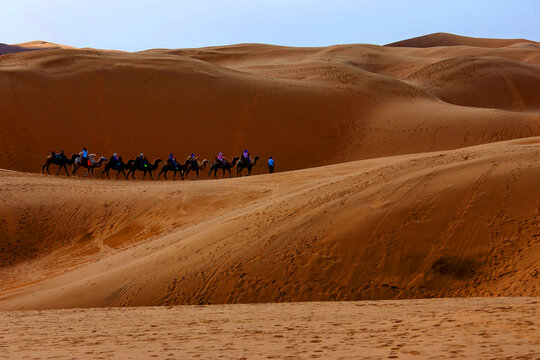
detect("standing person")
[268,156,275,173]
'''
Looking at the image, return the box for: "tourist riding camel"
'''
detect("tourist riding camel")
[209,155,239,179]
[127,155,162,180]
[158,156,187,181]
[184,155,209,179]
[101,153,131,180]
[73,154,108,177]
[241,149,251,165]
[81,147,90,167]
[237,154,259,176]
[41,150,79,176]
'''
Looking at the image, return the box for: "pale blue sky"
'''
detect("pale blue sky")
[1,0,538,51]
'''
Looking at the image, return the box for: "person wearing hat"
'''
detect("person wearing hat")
[136,153,148,168]
[168,153,177,168]
[241,149,251,165]
[217,152,225,164]
[112,153,121,167]
[188,153,198,169]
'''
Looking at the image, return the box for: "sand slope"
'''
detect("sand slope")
[1,34,539,173]
[0,138,538,309]
[0,298,538,359]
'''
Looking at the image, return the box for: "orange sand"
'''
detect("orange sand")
[0,34,539,359]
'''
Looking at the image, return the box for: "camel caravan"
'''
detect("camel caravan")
[41,149,262,180]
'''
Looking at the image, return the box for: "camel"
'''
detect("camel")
[237,156,259,177]
[126,158,162,180]
[208,156,239,179]
[73,154,108,177]
[101,156,132,180]
[158,160,187,181]
[183,156,209,179]
[41,152,79,176]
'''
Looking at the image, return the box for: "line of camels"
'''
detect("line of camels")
[41,152,260,180]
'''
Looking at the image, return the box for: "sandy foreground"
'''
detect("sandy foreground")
[0,297,538,359]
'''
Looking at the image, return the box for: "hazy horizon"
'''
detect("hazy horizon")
[2,0,539,51]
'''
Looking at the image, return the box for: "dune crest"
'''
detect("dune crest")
[386,32,539,48]
[0,138,538,310]
[1,34,539,174]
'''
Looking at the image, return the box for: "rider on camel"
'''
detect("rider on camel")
[217,152,225,165]
[241,149,251,165]
[189,153,197,168]
[168,153,177,167]
[137,153,148,168]
[81,147,90,166]
[112,153,121,166]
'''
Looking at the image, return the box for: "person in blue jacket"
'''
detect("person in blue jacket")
[268,156,275,173]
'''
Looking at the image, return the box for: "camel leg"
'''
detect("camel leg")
[56,165,62,175]
[227,168,232,178]
[149,172,154,180]
[62,165,70,176]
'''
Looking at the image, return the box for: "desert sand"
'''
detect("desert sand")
[0,298,538,359]
[0,33,539,174]
[0,33,539,358]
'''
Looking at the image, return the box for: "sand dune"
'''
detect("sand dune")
[0,138,538,310]
[0,34,539,174]
[1,35,539,359]
[386,32,539,48]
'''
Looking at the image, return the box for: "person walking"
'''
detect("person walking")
[268,156,275,173]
